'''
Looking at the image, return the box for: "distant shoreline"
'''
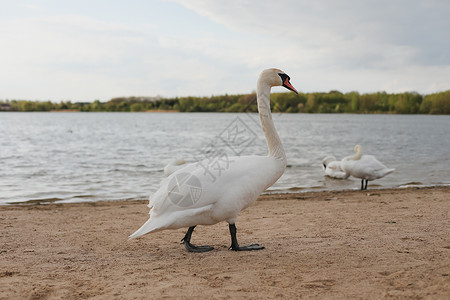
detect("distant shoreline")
[2,111,448,116]
[47,109,182,113]
[49,109,81,112]
[145,109,180,113]
[2,90,449,114]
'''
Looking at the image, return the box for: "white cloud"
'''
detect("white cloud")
[173,0,450,67]
[0,0,449,101]
[170,0,450,93]
[0,15,162,100]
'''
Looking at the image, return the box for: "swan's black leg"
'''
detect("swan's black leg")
[361,179,364,190]
[364,180,368,190]
[181,226,214,253]
[228,224,265,251]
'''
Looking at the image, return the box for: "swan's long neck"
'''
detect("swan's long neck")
[344,147,363,161]
[257,81,286,162]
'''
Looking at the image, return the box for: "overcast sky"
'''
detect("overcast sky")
[1,0,449,102]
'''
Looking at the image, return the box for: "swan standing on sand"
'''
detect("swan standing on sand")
[341,145,395,190]
[129,68,298,252]
[322,156,349,179]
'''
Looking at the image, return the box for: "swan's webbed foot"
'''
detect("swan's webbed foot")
[229,243,265,251]
[182,240,214,252]
[181,226,214,253]
[228,224,265,251]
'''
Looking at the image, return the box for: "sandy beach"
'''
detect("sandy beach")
[1,186,449,299]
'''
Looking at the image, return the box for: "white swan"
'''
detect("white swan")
[322,156,349,179]
[163,158,187,177]
[341,145,395,190]
[129,68,298,252]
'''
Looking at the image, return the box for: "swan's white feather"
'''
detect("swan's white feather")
[129,155,285,239]
[129,68,294,241]
[341,145,394,182]
[163,158,187,177]
[322,155,349,179]
[342,155,394,181]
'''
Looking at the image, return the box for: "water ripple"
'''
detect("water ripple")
[1,112,449,204]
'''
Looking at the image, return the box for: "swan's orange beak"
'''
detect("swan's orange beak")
[282,78,298,94]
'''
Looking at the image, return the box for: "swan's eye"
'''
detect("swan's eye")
[278,73,290,82]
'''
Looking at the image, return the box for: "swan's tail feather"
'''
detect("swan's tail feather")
[384,168,395,176]
[128,218,159,240]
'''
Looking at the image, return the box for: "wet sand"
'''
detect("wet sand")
[1,186,449,299]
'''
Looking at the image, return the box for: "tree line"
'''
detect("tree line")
[1,90,449,114]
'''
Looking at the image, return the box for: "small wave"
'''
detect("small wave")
[400,181,423,186]
[398,183,450,189]
[73,194,96,199]
[265,185,329,194]
[266,182,450,195]
[11,197,63,205]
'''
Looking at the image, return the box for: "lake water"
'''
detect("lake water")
[1,112,449,204]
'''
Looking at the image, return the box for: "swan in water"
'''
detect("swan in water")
[322,156,349,179]
[129,68,298,252]
[341,145,395,190]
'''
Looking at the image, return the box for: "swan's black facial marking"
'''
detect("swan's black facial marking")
[278,73,291,83]
[278,72,298,94]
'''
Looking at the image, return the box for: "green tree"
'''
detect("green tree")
[421,91,450,114]
[130,103,144,112]
[305,94,317,113]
